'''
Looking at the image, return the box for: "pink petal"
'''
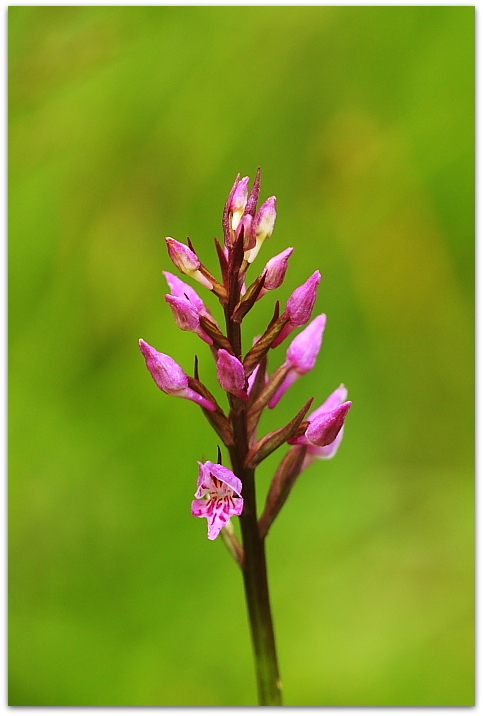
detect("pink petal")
[191,495,244,540]
[308,384,348,421]
[139,340,188,393]
[163,271,205,312]
[286,271,321,327]
[302,428,345,469]
[286,314,326,373]
[205,461,242,496]
[216,349,247,397]
[305,401,352,447]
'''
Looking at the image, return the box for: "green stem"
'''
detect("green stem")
[229,415,282,706]
[225,286,282,705]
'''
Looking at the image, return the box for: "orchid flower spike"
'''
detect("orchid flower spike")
[191,461,244,540]
[166,237,213,290]
[139,339,216,411]
[269,314,327,408]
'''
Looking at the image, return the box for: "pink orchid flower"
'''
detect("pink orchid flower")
[191,461,244,540]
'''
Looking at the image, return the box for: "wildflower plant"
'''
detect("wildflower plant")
[139,171,352,706]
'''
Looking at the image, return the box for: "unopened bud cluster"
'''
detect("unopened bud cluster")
[140,170,351,542]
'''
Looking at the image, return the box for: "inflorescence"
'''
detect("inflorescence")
[139,170,351,543]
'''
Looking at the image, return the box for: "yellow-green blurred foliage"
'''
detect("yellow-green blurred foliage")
[9,6,474,706]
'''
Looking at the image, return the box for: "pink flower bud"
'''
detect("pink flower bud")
[286,313,326,373]
[237,214,256,250]
[306,401,352,446]
[165,295,213,345]
[310,384,348,417]
[229,176,250,230]
[163,271,205,313]
[290,401,352,447]
[271,270,321,347]
[216,349,248,401]
[301,385,350,468]
[165,237,213,290]
[287,270,321,326]
[269,314,326,408]
[165,294,199,332]
[245,196,277,263]
[139,339,216,411]
[166,237,199,273]
[263,247,294,290]
[254,196,277,242]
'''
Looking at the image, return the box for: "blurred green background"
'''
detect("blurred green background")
[9,6,474,706]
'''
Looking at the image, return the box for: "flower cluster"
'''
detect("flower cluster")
[139,171,351,541]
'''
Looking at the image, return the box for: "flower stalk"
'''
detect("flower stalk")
[223,241,282,705]
[139,171,352,706]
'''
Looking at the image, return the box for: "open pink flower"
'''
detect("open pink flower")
[191,461,244,540]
